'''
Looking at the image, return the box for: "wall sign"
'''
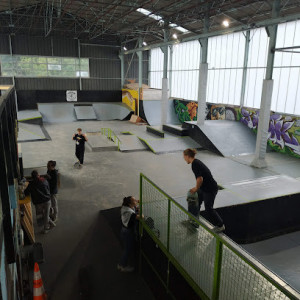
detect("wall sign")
[66,90,77,102]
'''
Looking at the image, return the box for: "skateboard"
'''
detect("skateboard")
[74,161,81,169]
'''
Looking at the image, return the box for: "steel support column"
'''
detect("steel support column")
[119,54,125,89]
[8,35,18,111]
[78,39,82,91]
[197,11,209,125]
[169,45,173,97]
[240,30,250,107]
[138,37,143,116]
[251,0,280,168]
[161,27,169,125]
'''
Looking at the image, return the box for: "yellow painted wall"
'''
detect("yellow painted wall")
[122,89,138,112]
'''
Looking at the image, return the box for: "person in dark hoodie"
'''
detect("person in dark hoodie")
[25,170,56,234]
[118,196,140,272]
[47,160,59,222]
[72,128,88,167]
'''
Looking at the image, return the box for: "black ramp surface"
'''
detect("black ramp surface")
[185,120,257,157]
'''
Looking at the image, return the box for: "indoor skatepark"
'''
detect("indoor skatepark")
[1,1,300,300]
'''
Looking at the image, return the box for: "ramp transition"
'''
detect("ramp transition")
[183,120,257,157]
[74,105,97,120]
[38,102,132,123]
[139,100,180,126]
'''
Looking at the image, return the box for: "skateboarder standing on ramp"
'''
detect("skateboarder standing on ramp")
[183,148,225,233]
[72,128,88,167]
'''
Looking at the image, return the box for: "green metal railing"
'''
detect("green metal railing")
[100,128,121,150]
[139,173,300,300]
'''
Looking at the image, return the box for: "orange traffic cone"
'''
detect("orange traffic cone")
[33,262,47,300]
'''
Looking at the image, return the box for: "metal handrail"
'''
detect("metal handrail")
[101,128,121,150]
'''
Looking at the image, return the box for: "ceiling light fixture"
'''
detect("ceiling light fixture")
[143,41,147,46]
[123,46,127,51]
[222,20,229,27]
[172,33,178,39]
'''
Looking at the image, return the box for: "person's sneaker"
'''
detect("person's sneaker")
[213,225,225,233]
[188,219,199,228]
[181,220,190,226]
[117,264,134,272]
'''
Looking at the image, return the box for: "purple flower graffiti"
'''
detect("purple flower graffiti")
[240,108,259,129]
[240,108,300,156]
[268,114,300,155]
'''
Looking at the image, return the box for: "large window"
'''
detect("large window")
[272,20,300,115]
[148,21,300,116]
[0,55,89,78]
[244,28,269,108]
[149,48,165,89]
[171,40,200,101]
[207,32,245,106]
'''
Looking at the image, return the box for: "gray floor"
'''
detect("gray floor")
[20,120,300,297]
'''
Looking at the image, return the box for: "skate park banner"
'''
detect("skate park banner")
[173,99,300,159]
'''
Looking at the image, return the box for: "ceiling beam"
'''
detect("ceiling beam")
[123,11,300,54]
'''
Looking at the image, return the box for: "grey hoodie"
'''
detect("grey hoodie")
[121,206,136,228]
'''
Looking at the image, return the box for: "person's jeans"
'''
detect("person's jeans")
[50,194,58,220]
[120,227,135,267]
[188,199,199,218]
[39,201,51,230]
[75,147,85,164]
[198,190,223,227]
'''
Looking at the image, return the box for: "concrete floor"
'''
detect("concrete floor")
[20,120,300,298]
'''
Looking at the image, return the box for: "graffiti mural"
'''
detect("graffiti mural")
[174,99,238,122]
[238,108,259,131]
[237,107,300,158]
[172,99,300,159]
[174,99,198,122]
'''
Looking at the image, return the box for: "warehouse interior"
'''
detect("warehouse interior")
[1,1,300,299]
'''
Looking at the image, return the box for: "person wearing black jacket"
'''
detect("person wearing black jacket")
[72,128,88,166]
[25,170,56,234]
[183,148,225,233]
[118,196,140,272]
[47,160,59,222]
